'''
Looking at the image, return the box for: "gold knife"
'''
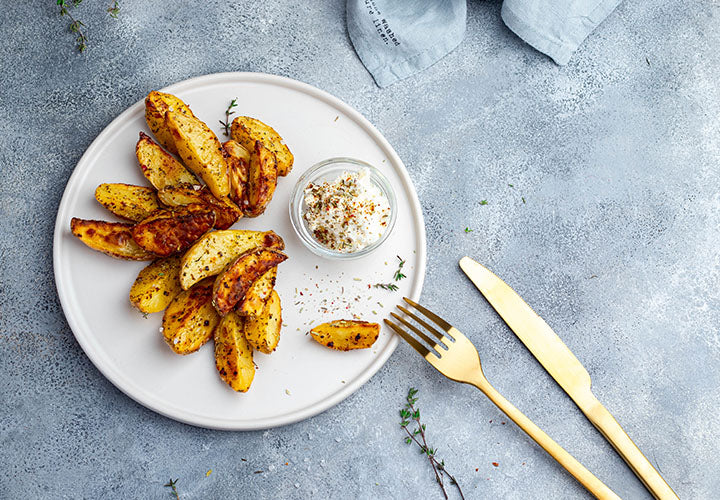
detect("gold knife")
[459,256,679,500]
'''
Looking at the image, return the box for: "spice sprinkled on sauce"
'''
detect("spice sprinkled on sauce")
[303,168,390,253]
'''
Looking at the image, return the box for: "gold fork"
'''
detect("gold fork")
[385,297,621,500]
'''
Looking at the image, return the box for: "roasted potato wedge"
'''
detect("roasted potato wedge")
[129,256,183,313]
[94,183,162,222]
[212,248,288,316]
[179,229,285,290]
[244,140,278,217]
[70,218,155,260]
[136,132,198,189]
[244,290,281,354]
[237,266,276,317]
[144,91,195,155]
[132,205,215,257]
[230,116,294,176]
[310,320,380,351]
[222,140,249,208]
[162,278,219,354]
[157,184,242,230]
[214,311,255,392]
[165,110,230,199]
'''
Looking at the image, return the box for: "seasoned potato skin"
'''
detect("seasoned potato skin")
[244,140,278,217]
[165,110,230,199]
[212,248,288,316]
[144,91,195,155]
[238,266,276,317]
[230,116,294,176]
[214,311,255,392]
[179,229,285,290]
[136,132,198,189]
[244,290,281,354]
[132,204,216,257]
[310,320,380,351]
[157,184,242,230]
[94,183,162,222]
[70,218,155,260]
[162,278,219,354]
[222,140,249,208]
[129,256,183,313]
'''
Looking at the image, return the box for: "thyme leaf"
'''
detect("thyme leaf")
[220,97,238,136]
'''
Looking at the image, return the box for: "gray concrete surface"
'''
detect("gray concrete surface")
[1,1,718,498]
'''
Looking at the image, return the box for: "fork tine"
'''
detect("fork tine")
[403,297,453,334]
[384,319,430,357]
[396,305,447,343]
[390,312,445,354]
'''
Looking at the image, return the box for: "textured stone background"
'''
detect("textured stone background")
[1,1,718,498]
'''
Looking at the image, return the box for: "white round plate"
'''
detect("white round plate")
[53,73,426,430]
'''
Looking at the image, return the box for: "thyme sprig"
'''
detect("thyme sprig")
[400,388,464,500]
[220,98,238,136]
[164,478,180,499]
[373,256,406,292]
[107,0,120,18]
[57,0,88,52]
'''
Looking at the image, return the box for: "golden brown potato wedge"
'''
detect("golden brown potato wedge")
[214,311,255,392]
[165,110,230,199]
[222,140,249,208]
[144,91,195,155]
[244,140,278,217]
[132,205,216,257]
[179,229,285,290]
[136,132,198,189]
[244,290,281,354]
[310,320,380,351]
[162,278,219,354]
[129,256,183,314]
[212,248,288,316]
[230,116,294,176]
[237,267,276,317]
[157,184,242,230]
[95,183,162,222]
[70,218,155,260]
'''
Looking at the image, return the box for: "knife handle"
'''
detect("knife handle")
[581,392,679,500]
[475,381,621,500]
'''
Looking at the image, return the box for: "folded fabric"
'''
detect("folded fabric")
[347,0,622,88]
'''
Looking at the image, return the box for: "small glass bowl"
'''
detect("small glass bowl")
[289,157,397,260]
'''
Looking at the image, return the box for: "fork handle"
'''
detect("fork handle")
[578,392,679,500]
[474,380,621,500]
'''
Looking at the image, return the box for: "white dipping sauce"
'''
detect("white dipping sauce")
[303,168,390,253]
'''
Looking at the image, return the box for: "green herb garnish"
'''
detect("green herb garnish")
[164,478,180,500]
[400,388,465,500]
[479,200,488,206]
[464,227,473,233]
[219,98,238,136]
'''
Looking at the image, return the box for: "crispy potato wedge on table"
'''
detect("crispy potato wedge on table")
[244,290,281,354]
[244,140,278,217]
[162,278,219,354]
[165,110,230,199]
[214,311,255,392]
[212,248,288,316]
[310,320,380,351]
[70,218,155,260]
[179,229,285,290]
[144,91,195,155]
[136,132,198,189]
[238,266,277,317]
[132,205,215,257]
[129,256,183,313]
[222,140,249,208]
[230,116,294,176]
[94,183,162,222]
[157,184,242,230]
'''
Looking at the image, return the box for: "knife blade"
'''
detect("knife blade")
[459,256,679,500]
[458,256,592,401]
